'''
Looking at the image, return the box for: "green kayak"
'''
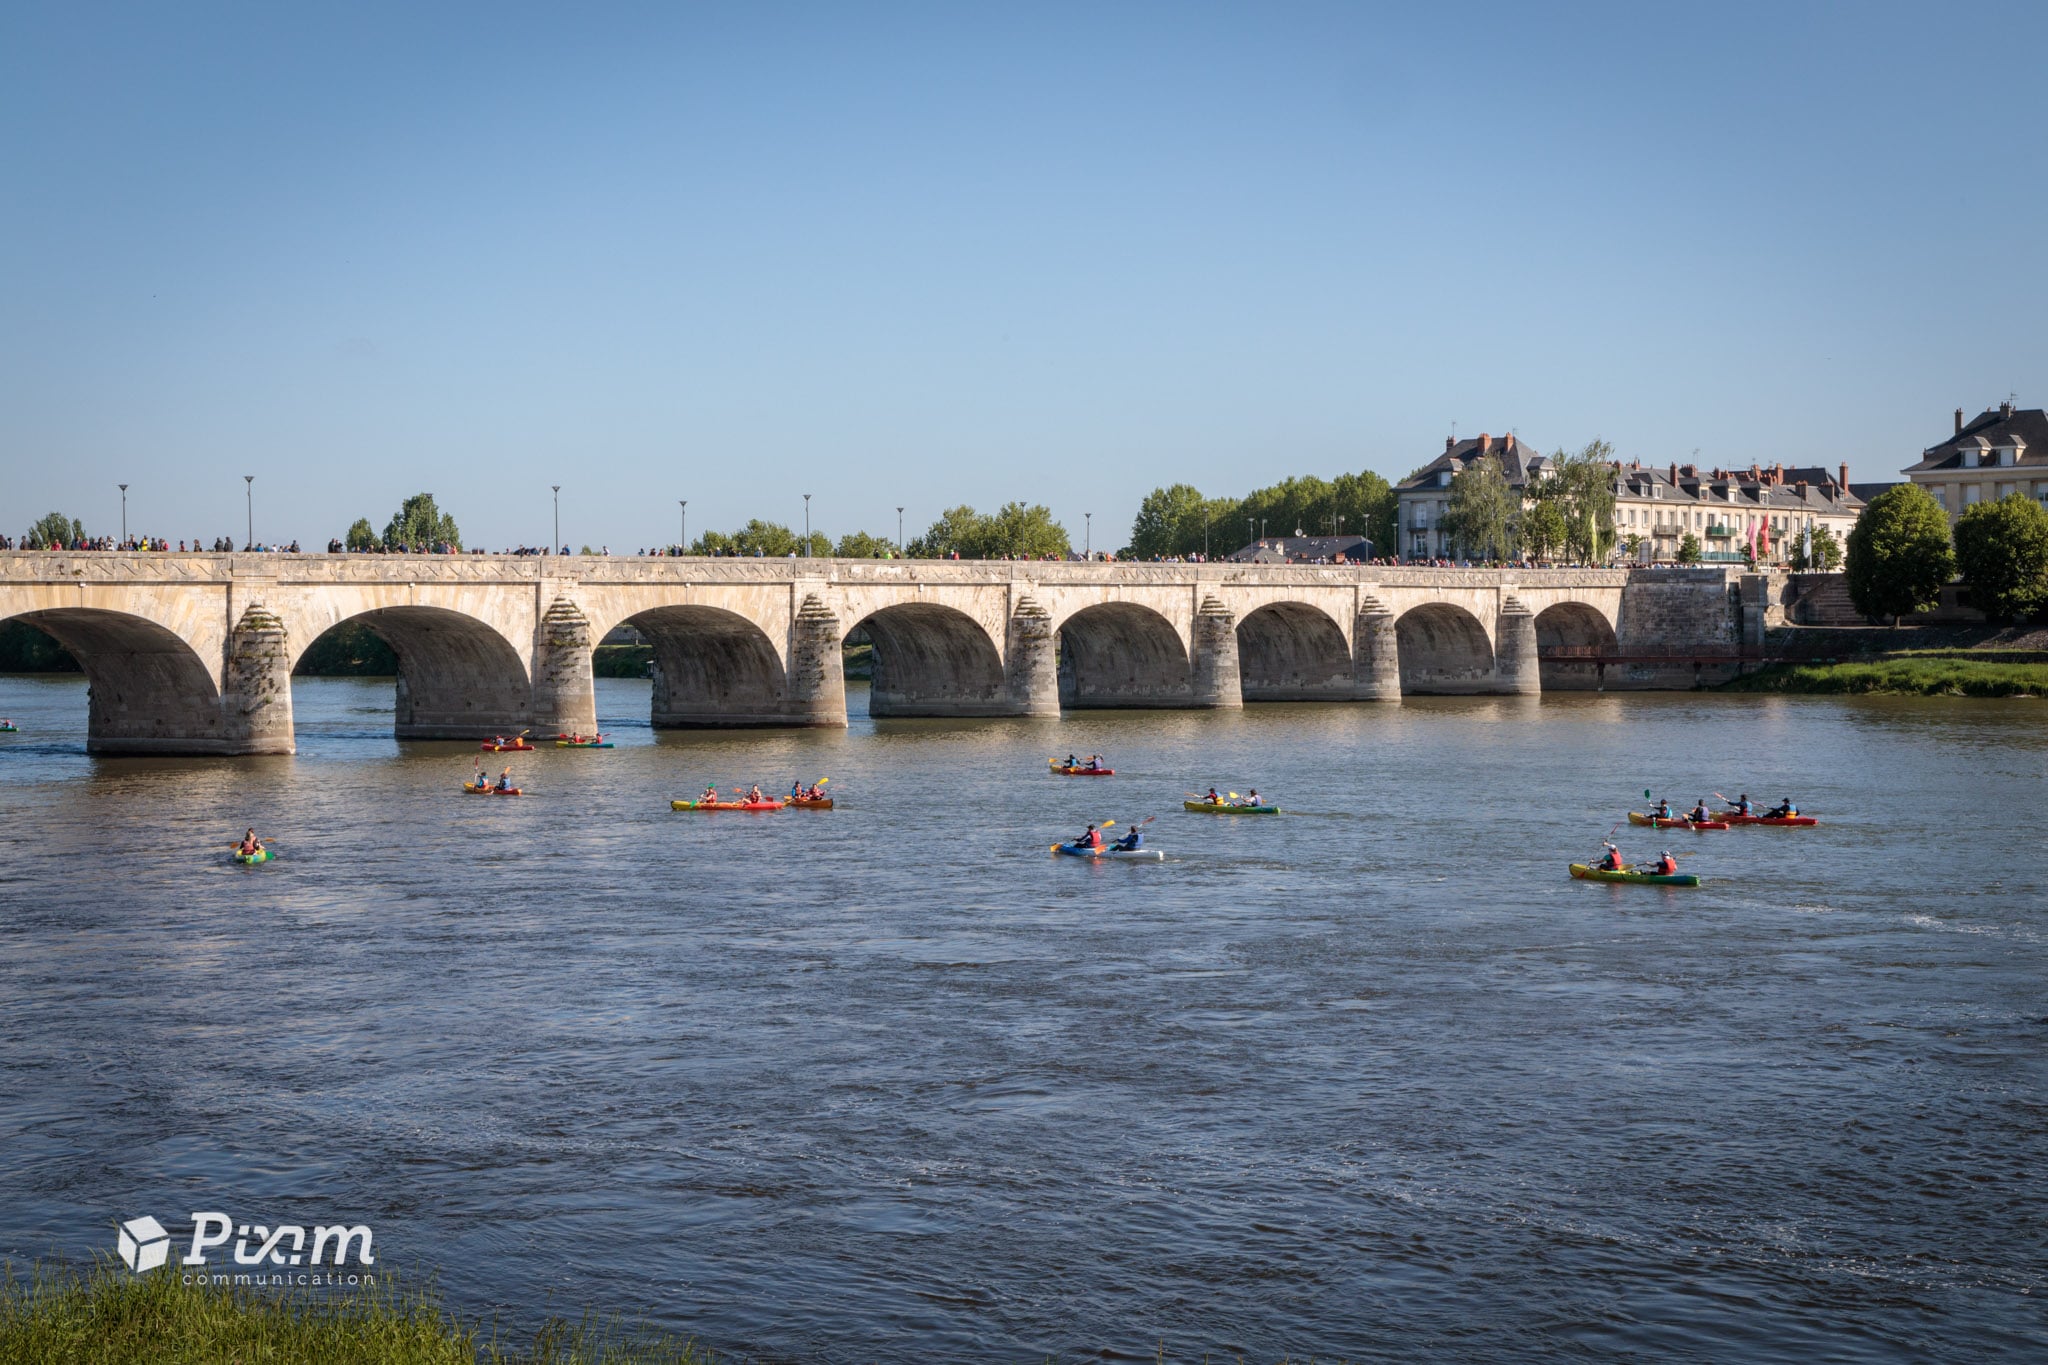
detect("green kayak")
[1183,801,1277,814]
[233,848,272,865]
[1570,862,1697,887]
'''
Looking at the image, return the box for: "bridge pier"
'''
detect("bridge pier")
[532,597,598,735]
[788,593,847,726]
[1352,600,1401,701]
[1191,595,1243,708]
[1493,597,1541,695]
[1004,595,1061,717]
[222,604,296,753]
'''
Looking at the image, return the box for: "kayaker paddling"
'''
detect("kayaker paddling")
[1114,826,1144,851]
[1204,786,1221,804]
[1597,842,1625,872]
[1653,797,1674,820]
[1242,788,1263,808]
[236,828,264,858]
[1767,796,1799,818]
[1654,850,1678,876]
[496,766,515,793]
[1687,798,1712,824]
[1072,823,1104,851]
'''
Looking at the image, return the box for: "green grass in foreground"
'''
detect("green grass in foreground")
[1724,656,2048,697]
[0,1261,712,1365]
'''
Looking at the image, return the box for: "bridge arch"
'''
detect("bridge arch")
[1057,603,1190,708]
[2,607,224,752]
[1534,601,1619,691]
[290,606,532,739]
[1395,603,1495,694]
[850,602,1007,718]
[617,604,790,727]
[1236,602,1351,701]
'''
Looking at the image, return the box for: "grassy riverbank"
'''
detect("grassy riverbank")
[1724,652,2048,697]
[0,1262,712,1365]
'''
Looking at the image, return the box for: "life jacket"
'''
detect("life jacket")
[1656,855,1677,875]
[1601,849,1622,870]
[1690,807,1709,823]
[1087,829,1103,848]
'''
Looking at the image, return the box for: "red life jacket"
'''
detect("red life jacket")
[1656,855,1677,875]
[1088,829,1103,848]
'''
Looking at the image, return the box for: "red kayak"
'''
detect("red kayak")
[480,740,534,752]
[1050,765,1114,776]
[1713,811,1818,827]
[672,799,784,811]
[463,782,521,796]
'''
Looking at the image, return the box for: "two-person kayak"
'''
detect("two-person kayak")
[1053,843,1163,860]
[1628,812,1730,831]
[463,782,522,796]
[1570,862,1700,887]
[481,739,534,752]
[1050,759,1113,776]
[671,799,783,811]
[1184,800,1277,814]
[1712,811,1819,826]
[556,735,613,748]
[232,848,272,864]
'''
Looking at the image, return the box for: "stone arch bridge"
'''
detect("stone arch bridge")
[0,555,1746,754]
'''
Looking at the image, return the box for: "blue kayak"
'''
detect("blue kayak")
[1053,843,1163,861]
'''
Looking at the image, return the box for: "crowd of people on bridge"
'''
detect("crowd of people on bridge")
[4,533,292,552]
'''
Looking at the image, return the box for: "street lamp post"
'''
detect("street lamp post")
[679,500,686,553]
[244,476,254,550]
[1246,517,1254,549]
[1084,512,1092,560]
[552,486,561,555]
[118,484,128,545]
[803,494,812,556]
[897,506,904,555]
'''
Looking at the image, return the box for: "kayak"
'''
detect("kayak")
[671,799,784,811]
[1053,843,1163,860]
[788,798,834,809]
[1050,764,1114,776]
[1184,801,1277,814]
[463,782,522,796]
[1712,812,1818,827]
[232,848,271,864]
[1628,812,1730,831]
[556,740,613,749]
[480,740,534,752]
[0,724,17,733]
[1569,862,1700,887]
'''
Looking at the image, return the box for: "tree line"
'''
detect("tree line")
[1848,484,2048,624]
[1126,471,1398,560]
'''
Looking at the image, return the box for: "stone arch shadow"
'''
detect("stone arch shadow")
[1058,603,1190,708]
[620,605,792,728]
[1534,602,1619,692]
[850,602,1008,718]
[1236,602,1352,701]
[1395,603,1496,695]
[3,607,227,753]
[292,605,532,739]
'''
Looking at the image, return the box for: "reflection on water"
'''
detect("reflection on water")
[1,675,2044,1362]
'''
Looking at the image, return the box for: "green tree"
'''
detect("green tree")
[907,505,986,558]
[381,493,461,550]
[1953,493,2048,623]
[1339,470,1398,556]
[1787,523,1842,571]
[1441,454,1516,561]
[25,512,86,548]
[834,530,897,558]
[1522,501,1570,563]
[1846,484,1955,625]
[344,518,377,551]
[689,519,827,557]
[1128,483,1210,558]
[1676,530,1703,564]
[978,501,1071,558]
[1542,440,1619,563]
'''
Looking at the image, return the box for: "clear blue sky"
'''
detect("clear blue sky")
[5,1,2043,551]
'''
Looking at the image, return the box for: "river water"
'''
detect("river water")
[1,675,2043,1362]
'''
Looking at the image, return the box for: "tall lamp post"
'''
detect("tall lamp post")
[552,486,561,555]
[803,494,812,557]
[1084,512,1092,560]
[679,500,687,553]
[244,476,254,550]
[896,506,904,555]
[1246,517,1254,550]
[118,484,128,545]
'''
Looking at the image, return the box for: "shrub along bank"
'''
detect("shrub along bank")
[1723,652,2048,697]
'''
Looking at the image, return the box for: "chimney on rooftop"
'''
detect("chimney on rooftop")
[1955,407,1965,434]
[1445,435,1455,452]
[1838,461,1849,491]
[1478,433,1493,457]
[2001,400,2015,419]
[1669,462,1678,483]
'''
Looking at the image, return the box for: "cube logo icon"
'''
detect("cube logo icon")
[117,1216,171,1273]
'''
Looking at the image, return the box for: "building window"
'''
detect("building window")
[1964,484,1982,505]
